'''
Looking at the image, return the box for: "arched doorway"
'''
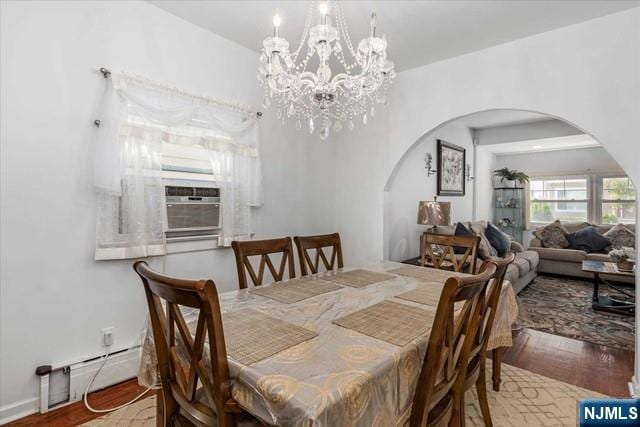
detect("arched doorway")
[383,108,636,259]
[382,108,637,394]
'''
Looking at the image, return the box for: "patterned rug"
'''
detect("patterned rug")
[518,274,635,351]
[83,364,603,427]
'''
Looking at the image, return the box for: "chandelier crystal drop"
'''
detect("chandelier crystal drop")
[258,1,396,138]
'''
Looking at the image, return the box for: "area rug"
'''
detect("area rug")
[518,275,635,351]
[82,364,604,427]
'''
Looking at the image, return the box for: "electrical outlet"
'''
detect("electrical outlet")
[102,327,114,347]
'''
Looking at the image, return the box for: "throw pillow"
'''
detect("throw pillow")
[485,222,511,257]
[564,222,593,234]
[453,222,475,254]
[604,223,636,248]
[566,226,611,253]
[533,220,570,249]
[468,220,488,236]
[475,232,497,260]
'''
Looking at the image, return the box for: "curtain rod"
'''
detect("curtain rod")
[94,67,262,128]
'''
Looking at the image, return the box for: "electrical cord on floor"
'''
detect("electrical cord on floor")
[84,258,166,414]
[83,350,152,414]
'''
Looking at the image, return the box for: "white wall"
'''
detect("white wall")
[0,0,335,417]
[386,122,473,261]
[474,146,497,221]
[494,146,623,176]
[474,118,582,145]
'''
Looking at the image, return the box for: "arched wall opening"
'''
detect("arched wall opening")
[381,106,638,392]
[382,108,640,389]
[383,108,637,262]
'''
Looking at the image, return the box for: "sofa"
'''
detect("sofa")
[530,222,635,284]
[434,220,539,294]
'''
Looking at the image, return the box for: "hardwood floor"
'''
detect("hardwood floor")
[6,328,634,426]
[499,327,634,398]
[6,380,155,427]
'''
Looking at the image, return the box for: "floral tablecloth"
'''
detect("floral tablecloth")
[138,261,518,426]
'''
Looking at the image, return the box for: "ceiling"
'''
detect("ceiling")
[149,0,639,71]
[447,110,599,154]
[455,110,550,130]
[486,134,600,155]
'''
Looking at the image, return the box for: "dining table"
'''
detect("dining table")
[138,261,518,427]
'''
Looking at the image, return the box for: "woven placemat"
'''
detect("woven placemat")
[388,265,466,282]
[324,269,395,288]
[396,285,446,308]
[333,300,435,346]
[249,277,342,304]
[223,309,318,365]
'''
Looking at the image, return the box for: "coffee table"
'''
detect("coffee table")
[582,260,635,316]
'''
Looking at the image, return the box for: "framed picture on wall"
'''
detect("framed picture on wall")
[437,139,466,196]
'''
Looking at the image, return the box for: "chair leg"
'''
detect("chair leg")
[476,358,493,427]
[156,389,165,427]
[158,387,179,427]
[492,347,503,392]
[449,395,461,427]
[459,394,466,427]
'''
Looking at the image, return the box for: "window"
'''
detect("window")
[529,177,589,224]
[94,75,262,260]
[600,177,636,224]
[528,174,636,226]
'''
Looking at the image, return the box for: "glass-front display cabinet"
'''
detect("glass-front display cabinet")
[494,187,525,243]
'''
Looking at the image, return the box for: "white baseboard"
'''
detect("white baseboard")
[0,346,141,424]
[67,346,142,403]
[0,397,40,425]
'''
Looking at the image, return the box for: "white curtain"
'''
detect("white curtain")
[94,73,262,260]
[95,119,166,260]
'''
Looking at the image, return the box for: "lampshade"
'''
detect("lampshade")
[417,200,451,226]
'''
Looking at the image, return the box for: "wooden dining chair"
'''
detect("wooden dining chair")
[133,261,260,427]
[293,232,344,276]
[420,233,481,274]
[231,237,296,289]
[409,263,497,427]
[460,253,515,427]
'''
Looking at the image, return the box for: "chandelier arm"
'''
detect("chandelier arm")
[266,72,318,95]
[297,71,318,83]
[329,73,351,89]
[330,58,374,85]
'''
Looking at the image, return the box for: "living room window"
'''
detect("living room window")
[528,174,636,226]
[599,176,636,225]
[529,177,589,224]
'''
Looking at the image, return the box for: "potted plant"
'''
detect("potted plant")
[609,247,636,271]
[493,168,529,188]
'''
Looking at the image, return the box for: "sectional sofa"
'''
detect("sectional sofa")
[529,222,635,284]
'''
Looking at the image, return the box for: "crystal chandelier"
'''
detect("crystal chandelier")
[258,1,396,139]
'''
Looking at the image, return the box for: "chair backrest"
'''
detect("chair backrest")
[133,261,238,426]
[410,263,497,427]
[421,232,481,273]
[472,252,515,358]
[293,233,344,275]
[231,237,296,289]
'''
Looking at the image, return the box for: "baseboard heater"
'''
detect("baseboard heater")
[35,345,142,414]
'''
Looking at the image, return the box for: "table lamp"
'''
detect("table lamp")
[417,197,451,264]
[417,197,451,233]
